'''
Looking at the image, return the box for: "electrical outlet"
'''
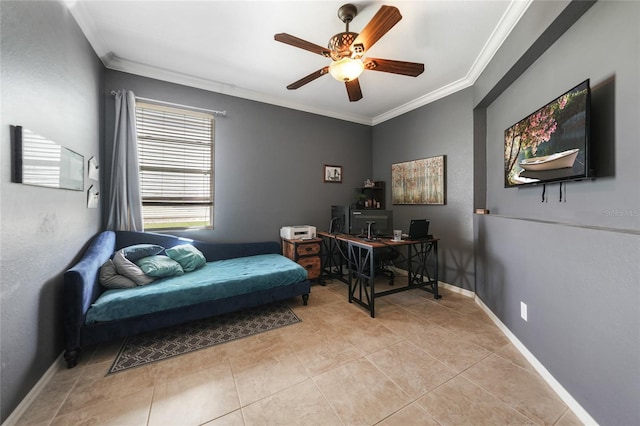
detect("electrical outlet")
[521,302,528,321]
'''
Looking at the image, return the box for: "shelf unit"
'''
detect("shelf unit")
[356,181,385,209]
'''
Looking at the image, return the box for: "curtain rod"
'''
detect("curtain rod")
[109,90,227,117]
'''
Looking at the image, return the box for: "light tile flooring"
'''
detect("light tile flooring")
[17,278,584,425]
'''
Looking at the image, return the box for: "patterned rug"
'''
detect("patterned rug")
[107,303,301,375]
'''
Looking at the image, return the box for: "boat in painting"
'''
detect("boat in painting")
[519,148,580,172]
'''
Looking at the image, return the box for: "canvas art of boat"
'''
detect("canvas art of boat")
[519,148,580,172]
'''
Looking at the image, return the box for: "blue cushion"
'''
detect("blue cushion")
[135,255,184,278]
[120,244,164,261]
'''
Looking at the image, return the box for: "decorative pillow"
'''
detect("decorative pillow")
[99,259,137,289]
[112,250,155,285]
[135,255,184,278]
[120,244,164,261]
[165,244,206,272]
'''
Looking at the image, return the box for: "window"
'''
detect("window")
[135,102,214,230]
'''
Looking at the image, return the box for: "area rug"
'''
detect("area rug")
[107,303,301,375]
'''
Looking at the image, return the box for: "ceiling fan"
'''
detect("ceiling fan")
[274,3,424,102]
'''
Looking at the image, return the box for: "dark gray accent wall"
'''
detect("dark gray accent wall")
[372,89,475,290]
[0,1,104,422]
[105,71,372,243]
[474,1,639,424]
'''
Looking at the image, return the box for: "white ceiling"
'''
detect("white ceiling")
[66,0,532,125]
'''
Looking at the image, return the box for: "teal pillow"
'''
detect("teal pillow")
[135,255,184,278]
[165,244,206,272]
[121,244,164,261]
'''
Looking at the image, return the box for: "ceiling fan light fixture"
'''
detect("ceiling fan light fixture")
[329,57,364,82]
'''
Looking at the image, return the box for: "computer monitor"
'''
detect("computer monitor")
[350,210,394,237]
[330,205,349,234]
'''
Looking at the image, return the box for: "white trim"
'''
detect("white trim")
[371,78,473,125]
[388,268,597,425]
[65,0,109,59]
[474,296,599,426]
[3,290,598,426]
[65,1,530,127]
[466,0,533,84]
[104,55,374,126]
[438,280,475,298]
[2,353,65,426]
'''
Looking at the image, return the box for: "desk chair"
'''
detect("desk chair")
[374,247,399,285]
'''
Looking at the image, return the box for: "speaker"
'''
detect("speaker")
[330,205,349,234]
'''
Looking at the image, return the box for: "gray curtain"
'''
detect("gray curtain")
[106,90,143,231]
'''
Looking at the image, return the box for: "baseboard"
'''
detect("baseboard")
[3,289,597,426]
[1,352,64,426]
[387,266,475,298]
[387,267,597,425]
[438,280,475,298]
[474,296,599,426]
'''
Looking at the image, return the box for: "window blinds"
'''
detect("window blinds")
[135,102,214,229]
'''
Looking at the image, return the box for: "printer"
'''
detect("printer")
[280,225,317,240]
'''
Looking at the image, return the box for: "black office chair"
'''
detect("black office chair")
[374,248,399,285]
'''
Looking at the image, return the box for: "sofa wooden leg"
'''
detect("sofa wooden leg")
[302,294,309,305]
[64,348,80,368]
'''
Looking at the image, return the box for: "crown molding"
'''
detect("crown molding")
[371,77,474,125]
[104,55,373,126]
[65,0,109,59]
[466,0,533,83]
[67,0,530,127]
[372,0,532,125]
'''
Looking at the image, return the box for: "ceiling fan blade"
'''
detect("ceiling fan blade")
[345,79,363,102]
[275,33,331,57]
[351,6,402,55]
[364,58,425,77]
[287,67,330,90]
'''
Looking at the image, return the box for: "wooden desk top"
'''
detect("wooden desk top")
[318,230,437,248]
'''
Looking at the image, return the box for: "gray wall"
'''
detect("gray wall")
[372,89,475,290]
[475,1,640,424]
[0,1,104,422]
[104,71,372,243]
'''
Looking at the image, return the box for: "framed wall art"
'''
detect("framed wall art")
[392,155,445,205]
[324,164,342,183]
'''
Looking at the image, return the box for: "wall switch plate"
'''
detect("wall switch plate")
[521,302,528,321]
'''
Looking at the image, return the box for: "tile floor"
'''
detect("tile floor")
[17,278,584,425]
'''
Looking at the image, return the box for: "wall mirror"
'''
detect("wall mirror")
[11,125,84,191]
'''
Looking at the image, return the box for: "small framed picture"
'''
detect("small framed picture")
[324,164,342,183]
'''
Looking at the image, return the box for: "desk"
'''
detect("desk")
[319,232,349,284]
[318,231,441,317]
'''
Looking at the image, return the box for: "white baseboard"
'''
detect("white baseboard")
[2,352,64,426]
[474,296,599,426]
[387,267,597,425]
[3,287,597,426]
[438,280,475,298]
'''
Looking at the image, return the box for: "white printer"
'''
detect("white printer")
[280,225,317,240]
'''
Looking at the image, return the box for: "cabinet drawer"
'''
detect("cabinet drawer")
[298,257,321,279]
[296,242,320,256]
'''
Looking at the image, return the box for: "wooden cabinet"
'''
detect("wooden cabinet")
[357,181,385,209]
[281,238,322,281]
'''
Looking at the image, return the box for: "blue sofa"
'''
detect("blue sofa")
[63,230,310,368]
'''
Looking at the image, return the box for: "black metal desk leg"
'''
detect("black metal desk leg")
[347,242,376,317]
[433,240,441,299]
